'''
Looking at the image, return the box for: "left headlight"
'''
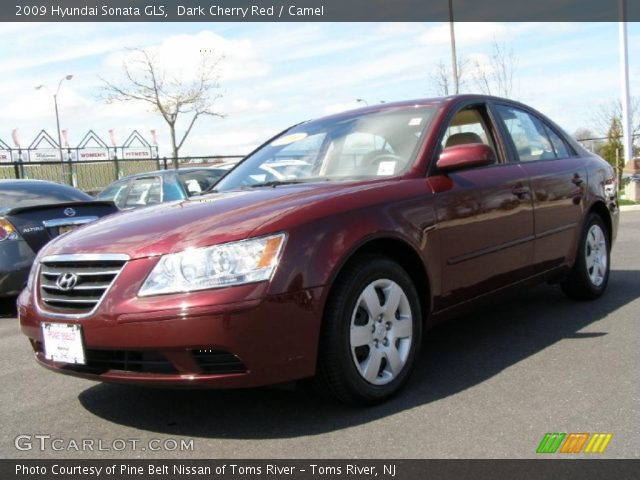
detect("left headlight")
[138,233,286,297]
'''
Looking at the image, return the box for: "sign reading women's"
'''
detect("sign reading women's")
[0,129,157,162]
[78,148,110,161]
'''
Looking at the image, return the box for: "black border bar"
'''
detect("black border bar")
[5,0,640,22]
[4,460,640,480]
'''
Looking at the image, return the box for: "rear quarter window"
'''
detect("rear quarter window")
[0,182,91,209]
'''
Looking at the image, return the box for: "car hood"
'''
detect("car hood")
[41,182,380,259]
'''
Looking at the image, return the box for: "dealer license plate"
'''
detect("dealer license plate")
[58,225,79,235]
[41,322,86,364]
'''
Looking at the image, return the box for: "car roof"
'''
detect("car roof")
[0,179,90,194]
[316,94,531,123]
[0,179,69,186]
[0,179,93,212]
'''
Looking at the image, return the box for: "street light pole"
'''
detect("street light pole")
[448,0,459,95]
[53,92,63,163]
[36,74,73,185]
[619,0,633,165]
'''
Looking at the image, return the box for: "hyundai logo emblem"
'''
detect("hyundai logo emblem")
[63,208,76,217]
[56,273,78,291]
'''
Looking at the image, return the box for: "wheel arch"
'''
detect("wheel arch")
[325,235,432,324]
[587,200,613,245]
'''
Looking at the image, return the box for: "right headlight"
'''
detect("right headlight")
[138,233,286,297]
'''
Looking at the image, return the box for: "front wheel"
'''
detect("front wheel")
[315,255,422,405]
[561,213,610,300]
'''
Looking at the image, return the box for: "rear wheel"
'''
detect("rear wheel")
[561,213,610,300]
[315,255,422,404]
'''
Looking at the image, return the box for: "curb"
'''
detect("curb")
[620,204,640,212]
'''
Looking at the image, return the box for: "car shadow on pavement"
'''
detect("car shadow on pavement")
[78,269,639,439]
[0,297,17,318]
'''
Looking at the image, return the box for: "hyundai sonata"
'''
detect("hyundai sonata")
[18,95,618,404]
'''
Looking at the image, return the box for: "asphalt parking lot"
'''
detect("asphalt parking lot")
[1,212,638,459]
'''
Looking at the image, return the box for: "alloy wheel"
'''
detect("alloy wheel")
[349,279,413,385]
[585,224,608,287]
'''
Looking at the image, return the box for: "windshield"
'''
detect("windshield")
[215,106,437,191]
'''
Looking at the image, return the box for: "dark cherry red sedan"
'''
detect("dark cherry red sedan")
[18,95,618,404]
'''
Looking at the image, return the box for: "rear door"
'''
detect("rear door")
[431,102,535,309]
[493,103,586,273]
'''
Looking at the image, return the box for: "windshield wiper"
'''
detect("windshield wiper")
[250,179,305,188]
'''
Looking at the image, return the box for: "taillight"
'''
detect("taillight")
[604,177,617,198]
[0,217,19,241]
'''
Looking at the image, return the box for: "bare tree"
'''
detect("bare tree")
[591,98,640,138]
[573,128,595,141]
[430,58,469,96]
[99,48,224,158]
[573,127,603,154]
[471,41,517,98]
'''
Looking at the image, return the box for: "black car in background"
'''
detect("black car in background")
[0,180,118,297]
[96,167,229,209]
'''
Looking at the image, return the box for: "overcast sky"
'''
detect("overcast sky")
[0,22,638,157]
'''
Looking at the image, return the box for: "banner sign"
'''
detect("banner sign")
[29,149,62,162]
[77,148,110,161]
[123,148,152,159]
[0,150,10,162]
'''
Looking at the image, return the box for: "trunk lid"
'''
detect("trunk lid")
[4,201,118,253]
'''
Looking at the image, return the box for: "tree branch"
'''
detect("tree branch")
[98,47,225,156]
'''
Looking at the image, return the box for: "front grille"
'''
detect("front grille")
[62,349,178,375]
[39,254,128,315]
[192,349,247,374]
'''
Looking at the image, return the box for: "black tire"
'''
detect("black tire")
[314,254,422,405]
[561,213,611,300]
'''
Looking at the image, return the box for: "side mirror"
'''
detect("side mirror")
[436,143,496,172]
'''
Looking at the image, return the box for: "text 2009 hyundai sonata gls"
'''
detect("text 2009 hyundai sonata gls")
[18,95,618,404]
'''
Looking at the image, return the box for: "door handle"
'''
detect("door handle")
[572,174,584,186]
[512,184,529,198]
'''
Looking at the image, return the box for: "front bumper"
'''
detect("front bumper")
[0,240,36,297]
[18,257,326,388]
[0,266,30,298]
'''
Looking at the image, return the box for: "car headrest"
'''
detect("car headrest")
[445,132,483,148]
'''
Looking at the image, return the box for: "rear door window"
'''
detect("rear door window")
[495,105,557,162]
